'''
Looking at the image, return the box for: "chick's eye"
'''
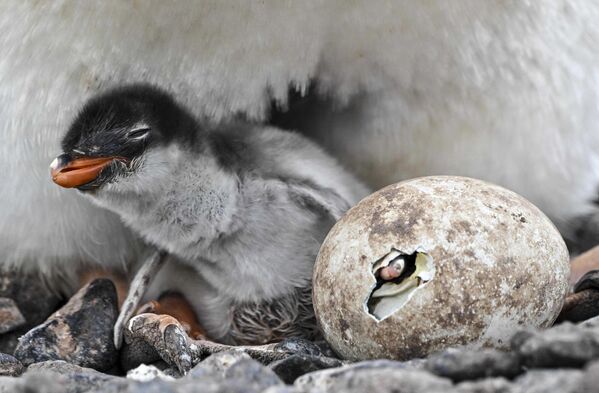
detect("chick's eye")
[127,127,150,140]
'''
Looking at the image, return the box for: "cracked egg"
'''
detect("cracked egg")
[313,176,569,361]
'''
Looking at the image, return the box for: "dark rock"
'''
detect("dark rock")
[269,354,343,384]
[512,322,599,368]
[574,269,599,292]
[0,298,25,334]
[311,340,338,358]
[425,348,523,381]
[14,279,118,371]
[0,353,23,377]
[120,337,161,372]
[0,270,62,354]
[294,359,426,391]
[511,369,583,393]
[273,338,326,358]
[580,314,599,328]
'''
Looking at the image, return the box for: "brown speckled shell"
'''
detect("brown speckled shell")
[313,176,569,361]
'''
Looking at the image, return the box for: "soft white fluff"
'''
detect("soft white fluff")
[2,1,599,289]
[86,126,368,339]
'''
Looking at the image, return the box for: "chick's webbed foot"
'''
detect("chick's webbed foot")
[136,292,206,340]
[125,313,308,374]
[126,312,194,374]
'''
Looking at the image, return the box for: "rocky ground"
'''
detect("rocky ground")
[1,271,599,393]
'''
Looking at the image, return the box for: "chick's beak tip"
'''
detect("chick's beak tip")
[50,156,117,188]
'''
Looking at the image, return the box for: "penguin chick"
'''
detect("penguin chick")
[51,84,369,344]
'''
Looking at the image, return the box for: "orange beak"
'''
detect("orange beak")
[50,156,119,188]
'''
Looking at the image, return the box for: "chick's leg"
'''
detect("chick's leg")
[114,250,168,348]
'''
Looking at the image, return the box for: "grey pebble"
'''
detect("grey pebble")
[0,270,62,354]
[0,298,25,335]
[511,369,584,393]
[269,354,343,384]
[294,359,428,391]
[425,347,523,382]
[513,322,599,368]
[0,353,23,377]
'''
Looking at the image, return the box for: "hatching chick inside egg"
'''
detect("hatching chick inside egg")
[313,176,569,361]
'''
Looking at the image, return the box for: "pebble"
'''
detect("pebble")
[0,353,23,377]
[0,270,61,354]
[269,354,343,384]
[512,321,599,368]
[4,274,599,392]
[425,348,523,381]
[14,279,118,371]
[0,298,25,335]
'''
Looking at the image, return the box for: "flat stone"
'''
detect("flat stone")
[269,354,343,384]
[0,353,23,377]
[224,358,283,388]
[0,360,130,393]
[581,360,599,392]
[425,348,523,382]
[0,372,69,393]
[14,279,118,371]
[187,350,253,379]
[511,369,583,393]
[455,377,512,393]
[512,322,599,368]
[0,298,25,335]
[294,359,427,392]
[0,270,62,354]
[300,367,452,393]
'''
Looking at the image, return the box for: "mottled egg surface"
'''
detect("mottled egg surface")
[313,176,569,361]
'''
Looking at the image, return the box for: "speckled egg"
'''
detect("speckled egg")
[313,176,569,361]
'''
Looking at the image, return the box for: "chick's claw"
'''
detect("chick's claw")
[126,313,193,374]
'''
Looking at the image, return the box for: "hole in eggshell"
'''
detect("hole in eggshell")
[366,248,435,321]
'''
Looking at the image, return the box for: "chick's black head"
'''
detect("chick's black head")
[53,84,199,190]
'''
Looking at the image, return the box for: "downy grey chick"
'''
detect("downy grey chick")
[51,84,369,345]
